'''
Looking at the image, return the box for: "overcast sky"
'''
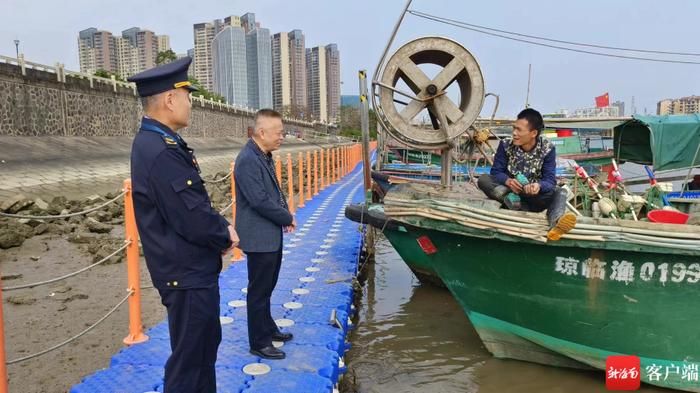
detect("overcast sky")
[3,0,699,116]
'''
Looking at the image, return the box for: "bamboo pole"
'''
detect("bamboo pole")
[123,179,149,345]
[287,153,295,214]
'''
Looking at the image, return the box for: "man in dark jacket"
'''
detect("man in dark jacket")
[235,109,296,360]
[478,108,576,241]
[129,57,239,392]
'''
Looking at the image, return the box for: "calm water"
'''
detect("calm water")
[343,235,670,393]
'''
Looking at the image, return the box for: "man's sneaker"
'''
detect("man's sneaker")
[547,212,577,241]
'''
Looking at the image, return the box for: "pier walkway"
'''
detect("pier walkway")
[69,160,369,393]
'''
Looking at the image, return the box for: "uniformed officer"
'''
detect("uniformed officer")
[128,57,238,392]
[234,109,296,359]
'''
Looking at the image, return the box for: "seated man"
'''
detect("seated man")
[477,108,576,241]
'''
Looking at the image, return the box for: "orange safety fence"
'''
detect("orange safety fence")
[0,143,374,391]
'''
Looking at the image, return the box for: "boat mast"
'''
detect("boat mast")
[525,63,532,108]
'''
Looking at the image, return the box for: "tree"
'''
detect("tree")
[187,77,226,103]
[281,104,310,120]
[338,105,377,140]
[94,69,124,81]
[156,50,177,65]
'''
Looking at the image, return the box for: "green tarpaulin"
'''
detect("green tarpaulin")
[613,114,700,171]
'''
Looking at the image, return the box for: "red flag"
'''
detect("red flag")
[595,92,610,108]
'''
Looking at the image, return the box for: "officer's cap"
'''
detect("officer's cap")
[127,57,198,97]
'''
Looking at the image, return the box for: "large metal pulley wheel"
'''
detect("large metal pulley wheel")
[378,37,485,149]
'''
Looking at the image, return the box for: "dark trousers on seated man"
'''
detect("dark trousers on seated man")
[246,246,283,350]
[477,174,568,228]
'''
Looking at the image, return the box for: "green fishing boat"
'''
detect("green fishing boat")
[355,4,700,387]
[379,181,700,392]
[349,115,700,391]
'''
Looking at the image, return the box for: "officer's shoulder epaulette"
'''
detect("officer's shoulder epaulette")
[162,135,179,148]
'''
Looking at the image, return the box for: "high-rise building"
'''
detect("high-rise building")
[288,30,307,114]
[115,36,140,78]
[246,27,272,109]
[657,96,700,115]
[306,46,328,122]
[193,20,224,91]
[78,27,162,78]
[657,99,672,115]
[78,28,117,74]
[241,13,259,34]
[325,44,341,123]
[612,100,625,117]
[224,15,242,27]
[272,29,308,115]
[271,32,291,110]
[120,27,159,76]
[157,35,170,53]
[212,26,248,107]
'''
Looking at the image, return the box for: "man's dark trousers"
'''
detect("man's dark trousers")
[158,286,221,393]
[246,246,283,350]
[478,174,567,226]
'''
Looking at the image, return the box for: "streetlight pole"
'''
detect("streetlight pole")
[13,40,19,58]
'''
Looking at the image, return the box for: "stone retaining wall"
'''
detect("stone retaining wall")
[0,62,319,137]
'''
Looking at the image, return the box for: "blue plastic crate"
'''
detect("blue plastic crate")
[70,364,163,393]
[285,322,347,357]
[284,307,349,331]
[111,338,170,367]
[244,370,332,393]
[259,343,340,383]
[216,343,258,369]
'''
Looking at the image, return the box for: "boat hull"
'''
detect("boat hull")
[395,222,700,391]
[344,204,445,287]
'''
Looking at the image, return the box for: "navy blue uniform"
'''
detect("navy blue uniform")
[131,117,231,392]
[234,140,293,350]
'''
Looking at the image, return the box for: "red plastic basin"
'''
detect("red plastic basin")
[647,210,690,225]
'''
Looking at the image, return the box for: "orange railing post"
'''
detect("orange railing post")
[123,179,149,346]
[313,150,319,196]
[331,148,336,183]
[0,275,8,393]
[286,153,295,214]
[306,151,312,201]
[297,152,305,208]
[335,147,340,181]
[326,148,330,186]
[275,156,282,185]
[230,162,243,262]
[322,148,327,189]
